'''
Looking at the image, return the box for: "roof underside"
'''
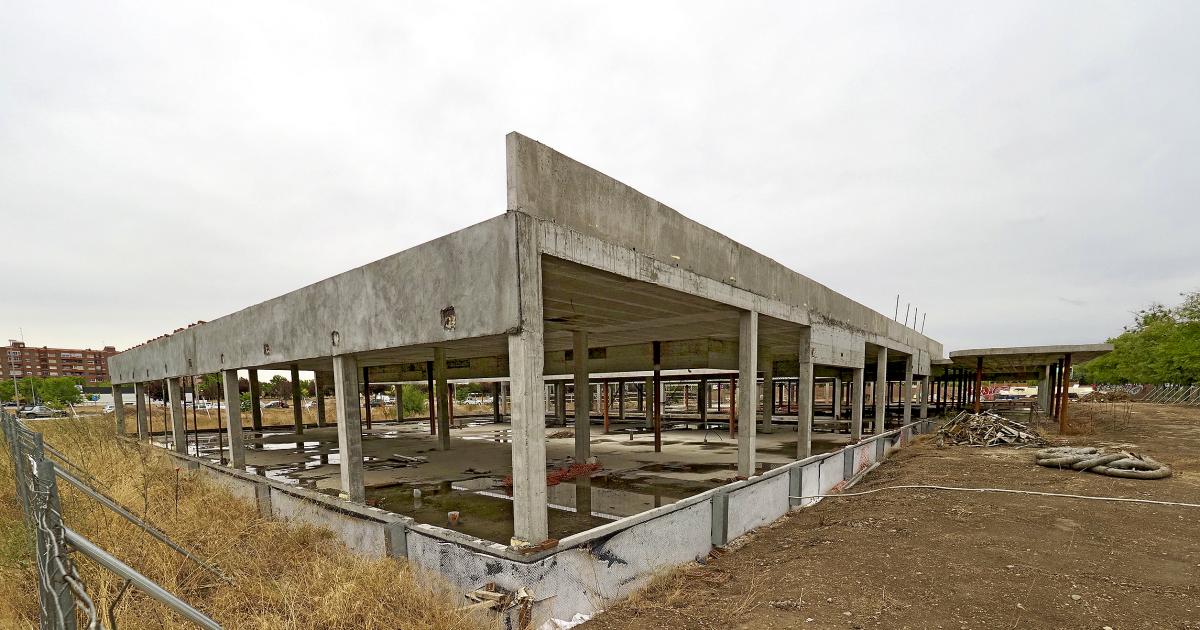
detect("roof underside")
[947,344,1113,376]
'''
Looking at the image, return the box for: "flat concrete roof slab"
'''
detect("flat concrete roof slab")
[948,344,1113,374]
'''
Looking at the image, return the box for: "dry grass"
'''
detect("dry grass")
[0,416,495,630]
[118,400,489,432]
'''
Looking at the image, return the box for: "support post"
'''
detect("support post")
[874,347,888,433]
[111,385,126,434]
[556,383,567,427]
[974,356,984,414]
[698,377,708,423]
[290,364,304,434]
[643,377,654,428]
[851,366,865,441]
[434,348,450,450]
[426,362,436,435]
[167,378,186,454]
[602,382,610,433]
[222,369,246,469]
[832,376,842,421]
[332,354,365,503]
[315,371,327,427]
[759,351,774,433]
[797,327,814,459]
[509,210,548,546]
[653,341,663,452]
[362,366,372,430]
[617,380,626,422]
[396,384,404,421]
[573,331,590,461]
[134,382,149,440]
[903,355,914,425]
[919,375,929,420]
[1038,364,1052,415]
[493,382,502,423]
[737,311,758,476]
[1059,353,1072,433]
[248,368,263,431]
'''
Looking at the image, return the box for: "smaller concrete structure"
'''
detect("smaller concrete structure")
[948,344,1113,430]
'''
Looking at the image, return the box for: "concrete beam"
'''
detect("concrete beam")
[573,331,590,461]
[222,369,246,469]
[332,354,365,503]
[737,311,758,477]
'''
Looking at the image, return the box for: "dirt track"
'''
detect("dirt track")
[584,404,1200,629]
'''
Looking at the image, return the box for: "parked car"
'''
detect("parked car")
[21,405,60,418]
[103,404,115,413]
[263,400,288,409]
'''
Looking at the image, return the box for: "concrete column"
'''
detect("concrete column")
[797,328,814,459]
[314,372,327,427]
[903,355,914,425]
[332,354,365,503]
[167,378,186,454]
[1038,365,1052,413]
[509,210,547,546]
[851,367,865,441]
[397,385,405,421]
[134,382,149,440]
[759,352,774,433]
[617,380,626,422]
[832,377,842,420]
[111,385,126,434]
[492,382,502,423]
[555,383,566,426]
[248,368,263,431]
[698,377,708,423]
[643,377,654,428]
[508,327,547,545]
[737,311,759,477]
[433,347,450,450]
[290,364,304,434]
[221,369,246,469]
[974,356,984,414]
[572,330,590,461]
[919,376,929,419]
[874,347,888,433]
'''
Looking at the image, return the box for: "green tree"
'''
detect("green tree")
[1077,289,1200,385]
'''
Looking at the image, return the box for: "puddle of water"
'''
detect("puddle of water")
[367,480,616,543]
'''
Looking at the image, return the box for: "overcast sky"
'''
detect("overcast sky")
[3,1,1198,356]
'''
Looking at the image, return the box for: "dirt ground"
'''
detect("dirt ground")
[585,403,1200,630]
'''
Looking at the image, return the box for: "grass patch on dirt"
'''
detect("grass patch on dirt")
[0,415,494,630]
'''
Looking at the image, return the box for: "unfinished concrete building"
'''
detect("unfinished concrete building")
[107,133,947,622]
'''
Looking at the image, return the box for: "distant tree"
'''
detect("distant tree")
[402,385,429,416]
[39,377,85,408]
[1078,289,1200,385]
[266,375,291,399]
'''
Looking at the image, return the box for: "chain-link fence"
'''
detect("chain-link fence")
[2,410,221,629]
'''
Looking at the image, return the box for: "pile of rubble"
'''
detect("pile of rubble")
[1080,390,1133,403]
[936,410,1046,448]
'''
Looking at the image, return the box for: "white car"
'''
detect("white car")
[103,404,115,413]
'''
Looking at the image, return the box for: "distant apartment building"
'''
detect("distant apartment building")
[1,340,119,384]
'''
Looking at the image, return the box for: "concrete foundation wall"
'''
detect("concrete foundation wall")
[725,472,790,541]
[270,489,388,558]
[109,215,520,383]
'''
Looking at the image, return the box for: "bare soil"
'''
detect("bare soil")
[585,403,1200,630]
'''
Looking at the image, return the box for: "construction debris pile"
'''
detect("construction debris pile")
[1080,390,1134,403]
[1035,446,1172,479]
[462,583,534,627]
[936,411,1046,448]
